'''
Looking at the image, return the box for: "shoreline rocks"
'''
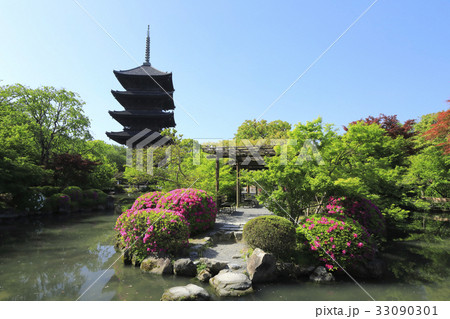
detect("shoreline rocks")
[173,258,197,277]
[140,257,173,275]
[209,269,253,297]
[309,266,335,283]
[161,284,210,301]
[246,248,277,283]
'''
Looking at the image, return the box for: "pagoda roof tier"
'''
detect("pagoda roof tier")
[113,66,174,92]
[111,90,174,110]
[108,110,175,131]
[106,129,170,146]
[106,130,138,145]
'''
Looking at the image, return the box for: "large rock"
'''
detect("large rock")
[309,266,335,283]
[234,231,243,242]
[140,257,173,275]
[247,248,277,283]
[197,269,212,282]
[210,230,235,243]
[161,284,210,301]
[209,270,253,297]
[199,258,229,275]
[173,258,197,277]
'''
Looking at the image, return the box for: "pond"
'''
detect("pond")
[0,210,448,301]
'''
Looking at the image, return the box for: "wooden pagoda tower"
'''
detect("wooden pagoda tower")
[106,26,176,145]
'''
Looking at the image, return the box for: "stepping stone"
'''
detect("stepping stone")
[161,284,210,301]
[209,270,253,297]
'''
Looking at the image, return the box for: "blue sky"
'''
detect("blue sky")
[1,0,449,144]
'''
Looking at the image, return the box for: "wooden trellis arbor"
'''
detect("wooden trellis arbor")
[201,145,276,208]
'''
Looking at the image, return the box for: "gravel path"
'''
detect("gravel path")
[200,207,273,268]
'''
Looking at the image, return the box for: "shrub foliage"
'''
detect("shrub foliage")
[131,191,164,211]
[296,214,376,271]
[62,186,83,202]
[325,196,386,241]
[243,215,296,259]
[115,208,189,262]
[157,188,217,235]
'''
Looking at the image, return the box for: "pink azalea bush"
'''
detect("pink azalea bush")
[325,196,386,240]
[131,191,164,211]
[115,208,189,262]
[296,214,376,271]
[157,188,217,235]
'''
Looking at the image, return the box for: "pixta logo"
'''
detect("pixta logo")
[126,129,172,175]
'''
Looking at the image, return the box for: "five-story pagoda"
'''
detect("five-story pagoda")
[106,26,176,145]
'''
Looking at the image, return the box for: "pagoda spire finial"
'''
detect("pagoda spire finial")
[144,25,151,66]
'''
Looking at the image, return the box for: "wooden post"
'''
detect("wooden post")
[236,161,240,209]
[215,155,220,208]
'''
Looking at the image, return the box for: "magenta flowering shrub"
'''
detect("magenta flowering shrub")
[131,191,164,211]
[325,196,386,240]
[157,188,217,235]
[115,208,189,262]
[296,214,376,271]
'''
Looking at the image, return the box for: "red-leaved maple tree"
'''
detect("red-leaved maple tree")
[344,114,416,139]
[423,104,450,155]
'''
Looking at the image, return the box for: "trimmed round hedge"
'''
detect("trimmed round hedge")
[296,214,376,271]
[157,188,217,235]
[45,193,71,213]
[243,215,296,259]
[115,208,189,262]
[62,186,83,202]
[325,196,386,241]
[131,191,164,211]
[82,189,107,207]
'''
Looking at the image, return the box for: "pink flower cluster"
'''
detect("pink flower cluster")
[131,191,164,211]
[115,208,190,260]
[297,213,375,271]
[156,188,217,235]
[325,196,386,239]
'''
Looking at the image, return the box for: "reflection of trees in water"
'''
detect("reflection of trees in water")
[384,239,450,284]
[3,259,87,300]
[0,212,120,300]
[109,262,196,301]
[3,244,119,300]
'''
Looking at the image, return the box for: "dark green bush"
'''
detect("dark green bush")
[62,186,83,211]
[243,215,296,259]
[31,186,61,197]
[15,190,46,212]
[43,193,71,213]
[62,186,83,202]
[82,189,107,208]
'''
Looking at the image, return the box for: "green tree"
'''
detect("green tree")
[0,84,91,167]
[250,118,412,222]
[250,117,338,222]
[405,111,450,198]
[234,119,291,141]
[332,122,411,220]
[82,140,125,189]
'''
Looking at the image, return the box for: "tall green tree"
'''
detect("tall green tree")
[0,84,91,167]
[405,111,450,198]
[249,117,338,222]
[235,119,291,141]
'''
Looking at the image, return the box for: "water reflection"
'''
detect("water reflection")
[0,212,119,301]
[0,211,448,301]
